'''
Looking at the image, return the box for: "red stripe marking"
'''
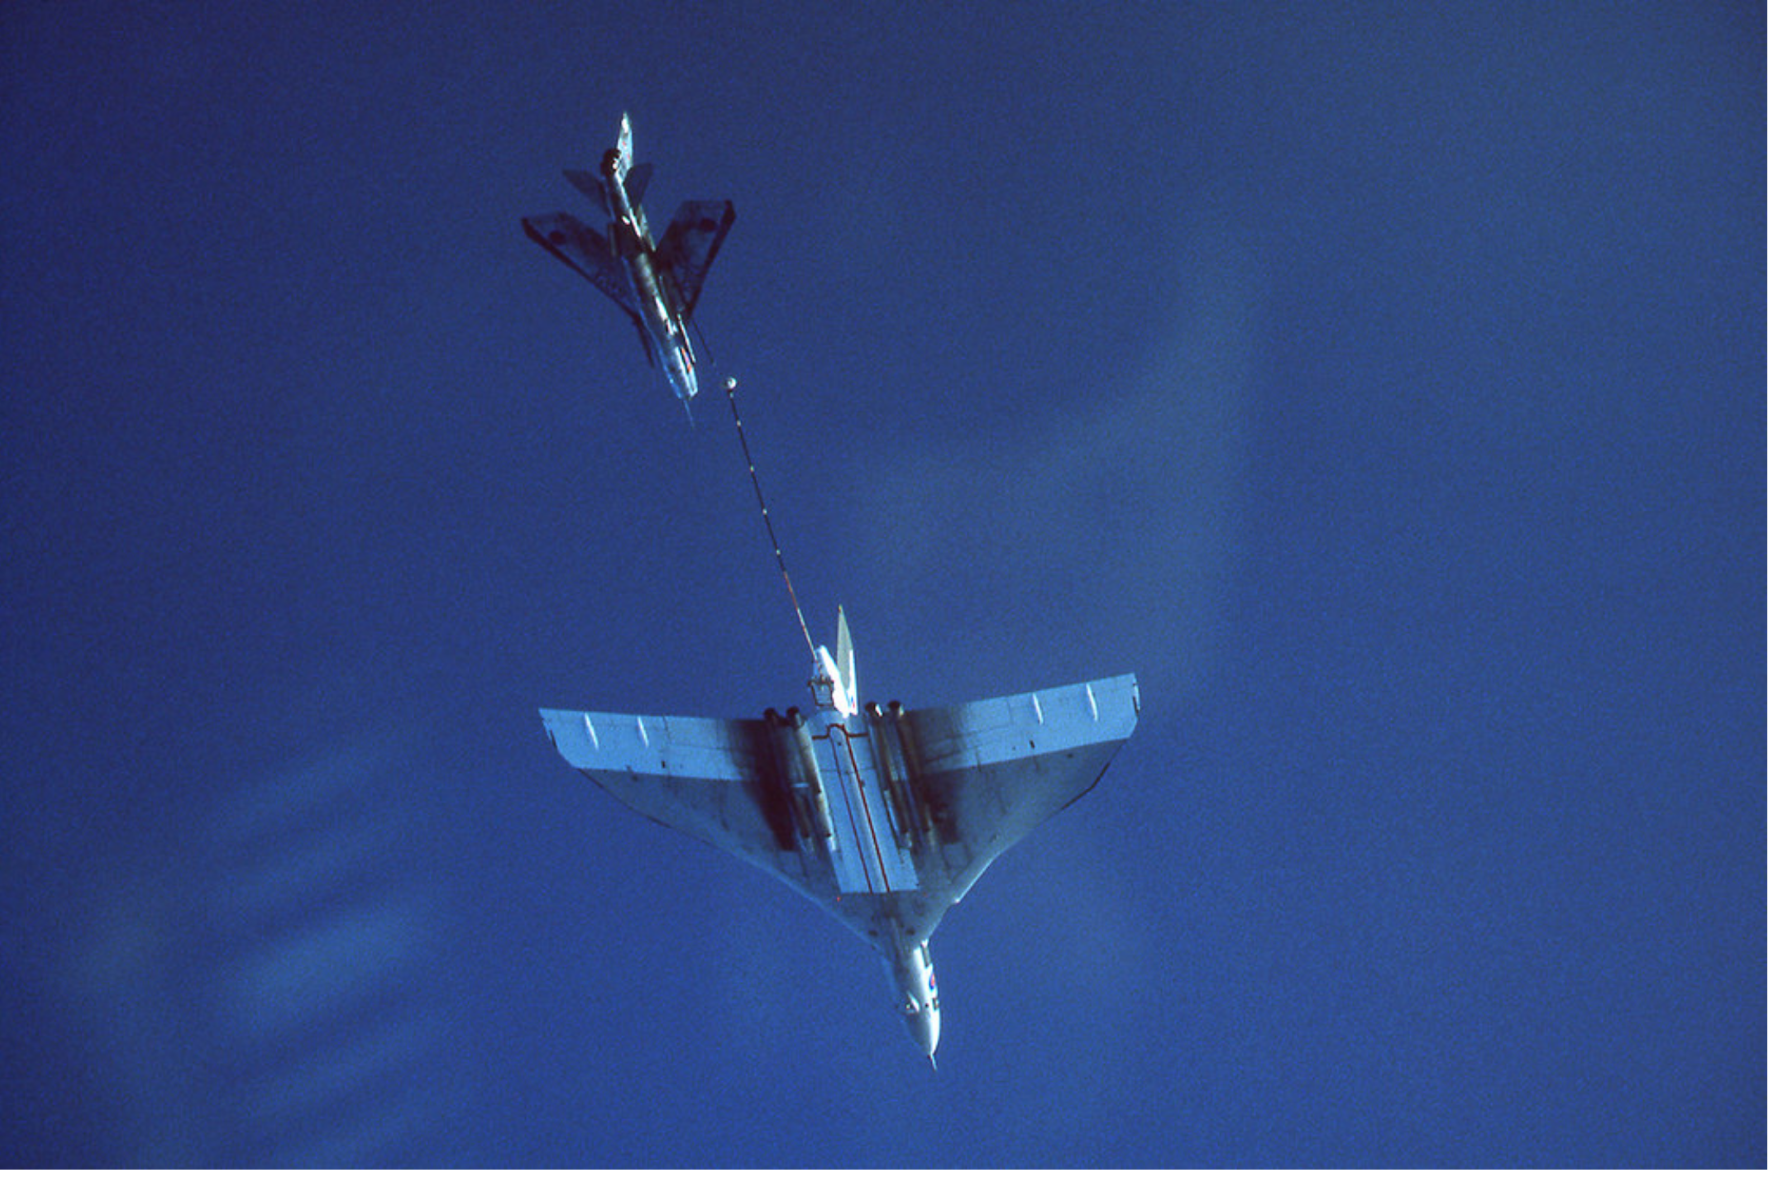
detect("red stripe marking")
[825,729,896,896]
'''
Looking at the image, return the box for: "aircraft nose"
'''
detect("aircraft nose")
[904,1005,940,1062]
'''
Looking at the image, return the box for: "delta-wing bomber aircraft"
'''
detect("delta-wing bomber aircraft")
[539,609,1139,1066]
[523,112,734,418]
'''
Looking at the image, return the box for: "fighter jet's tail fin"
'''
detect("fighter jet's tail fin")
[575,116,650,213]
[614,111,634,177]
[658,200,736,316]
[835,607,857,715]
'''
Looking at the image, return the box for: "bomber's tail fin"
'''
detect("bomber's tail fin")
[835,607,857,714]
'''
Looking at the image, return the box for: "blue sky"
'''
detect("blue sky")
[1,1,1763,1166]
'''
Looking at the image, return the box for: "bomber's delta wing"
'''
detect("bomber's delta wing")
[874,673,1140,942]
[538,708,829,895]
[540,674,1137,953]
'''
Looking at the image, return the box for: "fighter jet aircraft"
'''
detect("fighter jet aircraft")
[538,609,1139,1066]
[522,113,735,418]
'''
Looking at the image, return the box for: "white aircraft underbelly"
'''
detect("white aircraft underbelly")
[814,722,919,895]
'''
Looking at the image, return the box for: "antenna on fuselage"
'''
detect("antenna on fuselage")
[725,377,816,661]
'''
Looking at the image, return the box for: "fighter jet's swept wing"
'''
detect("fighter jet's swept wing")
[522,212,637,317]
[539,673,1138,947]
[656,200,736,315]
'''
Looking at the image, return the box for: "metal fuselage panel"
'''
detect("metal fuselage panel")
[603,167,697,402]
[811,717,921,896]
